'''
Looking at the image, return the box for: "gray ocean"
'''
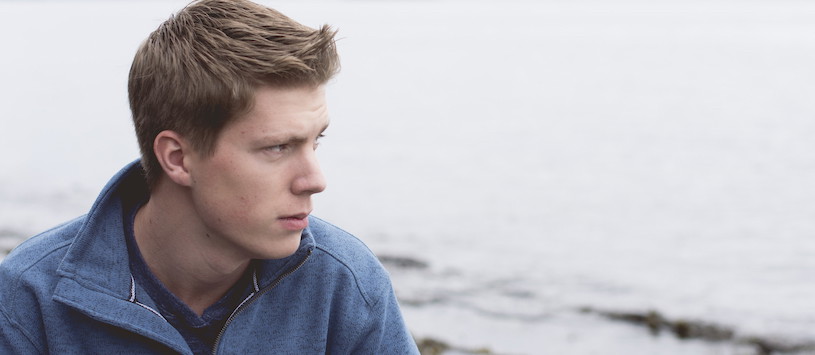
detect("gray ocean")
[1,1,814,354]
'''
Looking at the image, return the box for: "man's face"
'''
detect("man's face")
[186,85,328,260]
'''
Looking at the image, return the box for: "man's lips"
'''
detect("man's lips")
[278,213,310,231]
[281,213,309,220]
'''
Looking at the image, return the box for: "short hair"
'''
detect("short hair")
[128,0,340,187]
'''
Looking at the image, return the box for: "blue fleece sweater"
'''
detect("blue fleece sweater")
[0,161,419,354]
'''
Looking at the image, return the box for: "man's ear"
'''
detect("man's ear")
[153,130,194,187]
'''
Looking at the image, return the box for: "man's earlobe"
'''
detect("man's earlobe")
[154,130,193,187]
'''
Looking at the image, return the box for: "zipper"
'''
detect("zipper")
[128,275,167,321]
[210,249,313,354]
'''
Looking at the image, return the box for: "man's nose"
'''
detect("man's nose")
[291,149,327,195]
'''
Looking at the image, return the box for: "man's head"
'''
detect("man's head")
[128,0,339,187]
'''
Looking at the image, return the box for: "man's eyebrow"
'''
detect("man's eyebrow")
[256,122,330,145]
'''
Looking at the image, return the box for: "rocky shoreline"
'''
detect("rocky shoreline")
[580,307,815,355]
[3,245,813,355]
[412,307,815,355]
[382,253,815,355]
[415,337,496,355]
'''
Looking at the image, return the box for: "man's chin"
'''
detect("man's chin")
[255,234,303,260]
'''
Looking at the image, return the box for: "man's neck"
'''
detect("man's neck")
[133,182,250,316]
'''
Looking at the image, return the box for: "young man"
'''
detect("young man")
[0,0,419,353]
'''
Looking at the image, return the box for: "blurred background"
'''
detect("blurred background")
[1,1,814,354]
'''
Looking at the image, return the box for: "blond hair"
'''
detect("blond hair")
[128,0,340,187]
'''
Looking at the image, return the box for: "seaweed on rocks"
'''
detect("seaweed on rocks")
[417,337,451,355]
[739,336,815,355]
[415,337,495,355]
[378,254,429,270]
[580,307,815,355]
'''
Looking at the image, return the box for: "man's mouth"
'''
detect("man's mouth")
[278,213,310,231]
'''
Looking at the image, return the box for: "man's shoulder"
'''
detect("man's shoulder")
[307,216,381,268]
[306,216,392,304]
[0,216,85,291]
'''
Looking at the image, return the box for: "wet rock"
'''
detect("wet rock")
[378,255,429,270]
[581,307,815,355]
[581,307,665,335]
[417,337,450,355]
[400,295,447,307]
[670,319,733,341]
[740,336,815,355]
[582,307,731,340]
[415,337,495,355]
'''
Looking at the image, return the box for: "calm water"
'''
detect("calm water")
[2,1,815,354]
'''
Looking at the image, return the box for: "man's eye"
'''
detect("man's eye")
[314,134,325,149]
[264,145,286,153]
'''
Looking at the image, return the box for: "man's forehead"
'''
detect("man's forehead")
[233,85,328,127]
